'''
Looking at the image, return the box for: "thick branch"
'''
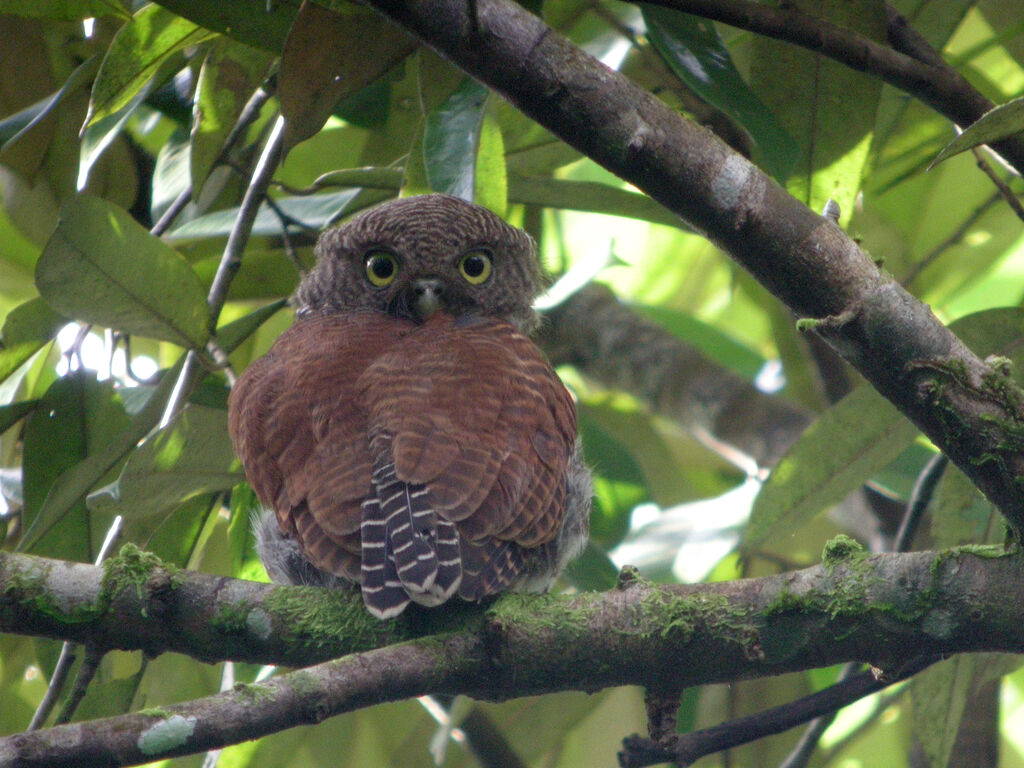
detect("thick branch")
[4,546,1024,677]
[539,283,810,467]
[639,0,1024,175]
[358,0,1024,532]
[3,545,1024,766]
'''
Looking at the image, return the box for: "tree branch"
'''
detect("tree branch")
[539,283,810,468]
[3,545,1024,766]
[636,0,1024,175]
[357,0,1024,534]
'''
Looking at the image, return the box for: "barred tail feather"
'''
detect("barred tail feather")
[432,517,462,603]
[359,496,410,619]
[363,459,463,613]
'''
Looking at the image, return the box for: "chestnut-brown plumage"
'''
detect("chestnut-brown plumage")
[228,194,590,618]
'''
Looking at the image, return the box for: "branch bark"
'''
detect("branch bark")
[539,283,811,467]
[639,0,1024,175]
[2,544,1024,766]
[357,0,1024,534]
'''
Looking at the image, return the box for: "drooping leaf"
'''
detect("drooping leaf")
[20,370,131,560]
[930,97,1024,168]
[0,400,39,435]
[87,3,214,126]
[88,404,242,519]
[743,385,919,551]
[215,298,288,353]
[191,38,276,193]
[0,55,100,161]
[748,0,885,221]
[18,357,184,552]
[279,1,415,152]
[424,77,490,201]
[474,113,507,216]
[745,306,1024,551]
[166,189,363,240]
[126,492,220,569]
[635,304,765,380]
[642,6,799,183]
[36,194,211,348]
[0,297,66,386]
[911,656,983,768]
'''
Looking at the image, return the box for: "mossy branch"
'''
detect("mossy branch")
[3,544,1024,765]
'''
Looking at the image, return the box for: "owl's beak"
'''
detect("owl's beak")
[410,277,444,321]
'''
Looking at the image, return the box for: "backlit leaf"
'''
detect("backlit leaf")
[37,194,210,348]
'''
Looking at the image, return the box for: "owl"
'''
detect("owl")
[228,194,591,619]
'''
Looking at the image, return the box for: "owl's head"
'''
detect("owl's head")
[294,194,544,332]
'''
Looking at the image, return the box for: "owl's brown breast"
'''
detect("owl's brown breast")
[228,309,582,617]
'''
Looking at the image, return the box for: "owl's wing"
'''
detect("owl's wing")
[228,312,414,582]
[358,313,578,599]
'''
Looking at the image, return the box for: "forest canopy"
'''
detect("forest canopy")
[3,2,1024,767]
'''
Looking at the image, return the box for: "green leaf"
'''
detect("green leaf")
[642,7,798,183]
[36,194,211,348]
[634,304,765,380]
[166,189,362,240]
[931,97,1024,168]
[1,0,128,20]
[191,38,276,193]
[748,0,885,220]
[0,399,39,434]
[509,175,684,229]
[88,404,242,519]
[931,465,1002,547]
[20,370,131,560]
[424,77,490,201]
[215,298,288,353]
[0,297,66,386]
[563,542,619,591]
[473,113,507,216]
[18,357,184,552]
[151,0,298,53]
[125,492,219,568]
[0,55,100,159]
[743,385,919,551]
[279,1,415,152]
[87,3,215,126]
[910,656,980,768]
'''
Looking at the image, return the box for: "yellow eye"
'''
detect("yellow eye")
[458,250,492,285]
[365,250,399,287]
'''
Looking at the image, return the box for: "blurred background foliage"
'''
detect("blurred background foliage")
[2,1,1024,766]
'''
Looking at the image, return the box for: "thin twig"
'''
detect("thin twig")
[53,645,105,726]
[894,452,950,553]
[777,450,949,766]
[971,147,1024,224]
[149,83,275,238]
[151,187,192,237]
[619,657,937,768]
[161,116,285,426]
[29,517,125,729]
[264,196,310,275]
[901,193,1001,288]
[776,664,860,768]
[26,645,76,731]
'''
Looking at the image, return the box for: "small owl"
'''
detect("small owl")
[228,194,591,618]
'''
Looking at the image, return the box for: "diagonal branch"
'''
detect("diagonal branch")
[635,0,1024,175]
[358,0,1024,534]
